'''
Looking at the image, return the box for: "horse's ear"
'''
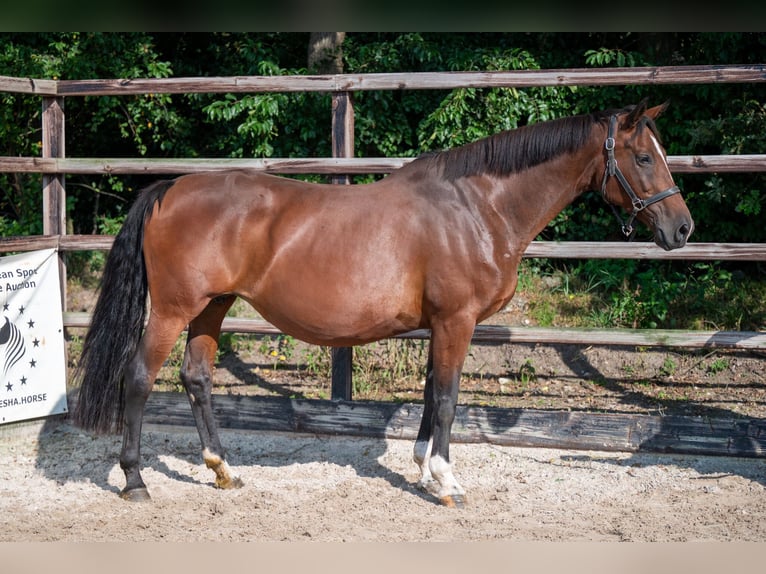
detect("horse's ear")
[621,98,649,129]
[643,100,670,120]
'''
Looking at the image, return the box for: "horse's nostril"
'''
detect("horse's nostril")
[678,223,690,240]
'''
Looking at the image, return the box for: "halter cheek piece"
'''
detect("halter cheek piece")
[601,114,681,239]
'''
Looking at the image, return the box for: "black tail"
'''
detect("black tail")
[72,179,175,434]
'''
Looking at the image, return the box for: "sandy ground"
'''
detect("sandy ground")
[1,418,765,542]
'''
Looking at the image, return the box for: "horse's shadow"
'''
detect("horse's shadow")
[32,415,217,496]
[32,399,435,504]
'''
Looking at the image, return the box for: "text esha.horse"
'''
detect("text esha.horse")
[74,100,693,507]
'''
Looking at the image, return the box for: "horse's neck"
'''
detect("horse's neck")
[493,146,602,248]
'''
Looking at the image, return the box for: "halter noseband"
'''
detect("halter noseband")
[601,114,681,238]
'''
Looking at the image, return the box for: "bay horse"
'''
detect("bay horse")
[73,100,693,507]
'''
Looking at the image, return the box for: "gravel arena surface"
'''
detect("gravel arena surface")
[1,418,766,542]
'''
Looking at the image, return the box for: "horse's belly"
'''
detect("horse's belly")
[249,293,422,347]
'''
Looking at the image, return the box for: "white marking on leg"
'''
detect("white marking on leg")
[429,454,465,500]
[413,438,436,490]
[413,437,432,466]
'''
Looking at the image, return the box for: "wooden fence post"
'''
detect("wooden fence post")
[330,90,354,401]
[41,96,67,309]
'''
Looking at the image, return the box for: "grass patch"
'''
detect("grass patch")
[518,259,766,331]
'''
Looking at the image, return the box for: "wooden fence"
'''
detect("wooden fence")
[2,64,766,404]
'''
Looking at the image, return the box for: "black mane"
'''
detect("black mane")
[426,109,615,181]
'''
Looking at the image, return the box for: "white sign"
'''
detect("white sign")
[0,248,67,424]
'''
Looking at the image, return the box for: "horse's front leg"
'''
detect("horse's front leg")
[417,318,473,507]
[413,344,437,492]
[181,296,243,490]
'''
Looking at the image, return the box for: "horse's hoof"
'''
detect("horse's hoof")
[439,493,467,508]
[216,476,244,490]
[119,487,151,502]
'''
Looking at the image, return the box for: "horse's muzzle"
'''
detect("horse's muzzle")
[655,217,694,251]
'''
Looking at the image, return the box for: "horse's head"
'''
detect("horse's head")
[600,100,694,250]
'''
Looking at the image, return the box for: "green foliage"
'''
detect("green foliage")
[706,357,730,374]
[343,35,580,160]
[584,47,639,68]
[659,357,677,377]
[684,97,766,241]
[417,49,576,151]
[65,213,127,281]
[537,259,765,332]
[518,360,537,385]
[203,92,288,157]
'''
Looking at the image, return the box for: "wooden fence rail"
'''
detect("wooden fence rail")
[3,64,765,96]
[1,65,765,403]
[4,235,766,262]
[2,154,766,175]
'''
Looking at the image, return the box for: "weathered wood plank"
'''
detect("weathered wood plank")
[3,154,765,175]
[462,325,766,349]
[330,91,355,400]
[62,310,766,349]
[339,66,766,91]
[0,234,114,251]
[523,241,766,260]
[7,235,761,262]
[670,154,766,173]
[40,96,67,308]
[48,65,766,96]
[56,75,340,96]
[0,74,57,95]
[137,392,766,458]
[0,156,407,174]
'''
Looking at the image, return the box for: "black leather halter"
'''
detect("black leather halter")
[601,114,681,238]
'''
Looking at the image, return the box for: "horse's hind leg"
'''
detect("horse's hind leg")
[121,315,189,501]
[180,295,243,490]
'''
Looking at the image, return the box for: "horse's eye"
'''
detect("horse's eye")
[636,154,652,166]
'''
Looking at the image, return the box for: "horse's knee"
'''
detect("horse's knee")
[179,363,196,389]
[434,391,457,419]
[180,361,211,397]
